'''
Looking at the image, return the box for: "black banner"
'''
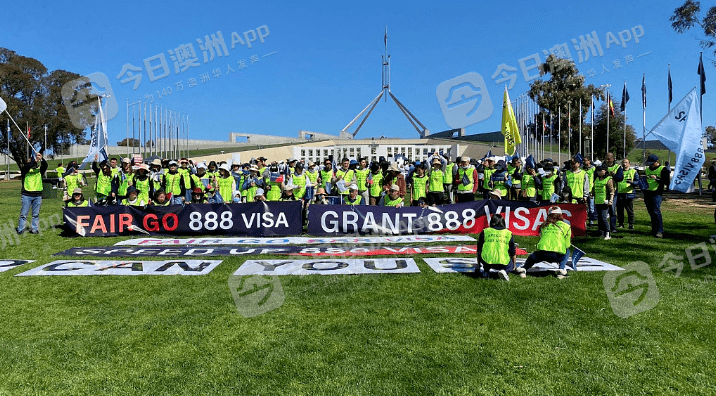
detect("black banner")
[64,202,303,237]
[306,200,587,237]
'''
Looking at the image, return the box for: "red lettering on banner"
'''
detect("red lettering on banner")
[109,214,115,233]
[144,214,159,232]
[119,214,133,233]
[77,215,90,234]
[162,213,179,231]
[90,216,107,234]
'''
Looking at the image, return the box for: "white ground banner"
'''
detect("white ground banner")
[0,260,34,273]
[115,235,474,246]
[233,258,420,276]
[15,260,222,276]
[424,257,623,273]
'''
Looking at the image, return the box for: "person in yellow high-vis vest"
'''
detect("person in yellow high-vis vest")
[593,165,615,240]
[603,152,624,234]
[643,154,670,238]
[368,162,384,206]
[476,213,516,281]
[616,158,637,230]
[427,157,446,206]
[64,187,90,207]
[455,157,478,203]
[443,155,456,204]
[92,156,118,204]
[355,158,370,204]
[410,164,428,206]
[17,153,48,234]
[162,161,186,205]
[380,184,404,208]
[516,206,573,279]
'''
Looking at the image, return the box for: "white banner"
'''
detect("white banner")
[0,260,34,273]
[115,235,475,246]
[423,257,623,273]
[16,260,222,276]
[233,259,420,276]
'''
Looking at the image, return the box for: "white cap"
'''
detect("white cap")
[219,163,231,172]
[548,206,563,215]
[462,157,471,162]
[348,183,358,190]
[255,188,265,196]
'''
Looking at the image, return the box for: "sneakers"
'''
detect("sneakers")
[555,269,568,279]
[514,267,527,278]
[628,225,634,230]
[497,269,509,281]
[29,229,39,234]
[16,228,23,235]
[655,232,663,238]
[604,232,611,241]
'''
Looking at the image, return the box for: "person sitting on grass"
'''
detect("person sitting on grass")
[122,186,146,208]
[64,188,90,207]
[476,213,516,281]
[516,206,573,279]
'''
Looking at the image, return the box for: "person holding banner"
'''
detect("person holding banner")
[643,154,670,238]
[379,184,404,208]
[344,184,362,206]
[132,164,153,205]
[516,206,572,279]
[617,159,637,230]
[152,189,171,206]
[476,213,516,281]
[64,187,90,208]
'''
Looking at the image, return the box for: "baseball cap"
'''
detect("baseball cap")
[390,184,400,191]
[548,206,562,215]
[645,154,659,166]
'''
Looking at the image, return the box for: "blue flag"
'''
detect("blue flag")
[648,87,704,193]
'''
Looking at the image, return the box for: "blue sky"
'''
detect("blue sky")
[2,0,711,144]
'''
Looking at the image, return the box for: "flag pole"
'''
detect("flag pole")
[623,81,627,159]
[667,64,672,165]
[591,95,594,161]
[579,98,582,156]
[642,73,646,165]
[558,106,561,165]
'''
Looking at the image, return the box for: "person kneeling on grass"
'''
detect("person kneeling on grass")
[476,213,516,281]
[516,206,573,279]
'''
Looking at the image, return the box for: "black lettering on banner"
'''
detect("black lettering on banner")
[155,261,212,272]
[96,262,144,272]
[0,260,28,268]
[254,261,292,271]
[302,261,349,271]
[43,262,94,271]
[364,259,408,271]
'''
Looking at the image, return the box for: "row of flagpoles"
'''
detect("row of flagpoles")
[502,52,707,165]
[126,99,189,161]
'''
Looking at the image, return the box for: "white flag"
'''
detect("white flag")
[0,96,6,113]
[648,87,703,193]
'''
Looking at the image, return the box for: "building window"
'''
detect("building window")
[301,150,305,157]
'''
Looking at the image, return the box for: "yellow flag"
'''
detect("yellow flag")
[501,88,522,156]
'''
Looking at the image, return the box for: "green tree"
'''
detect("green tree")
[0,48,90,167]
[670,0,716,65]
[117,138,140,147]
[528,55,605,155]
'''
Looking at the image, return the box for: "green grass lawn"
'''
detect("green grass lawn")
[1,180,715,394]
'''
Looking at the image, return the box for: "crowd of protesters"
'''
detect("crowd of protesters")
[52,150,670,238]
